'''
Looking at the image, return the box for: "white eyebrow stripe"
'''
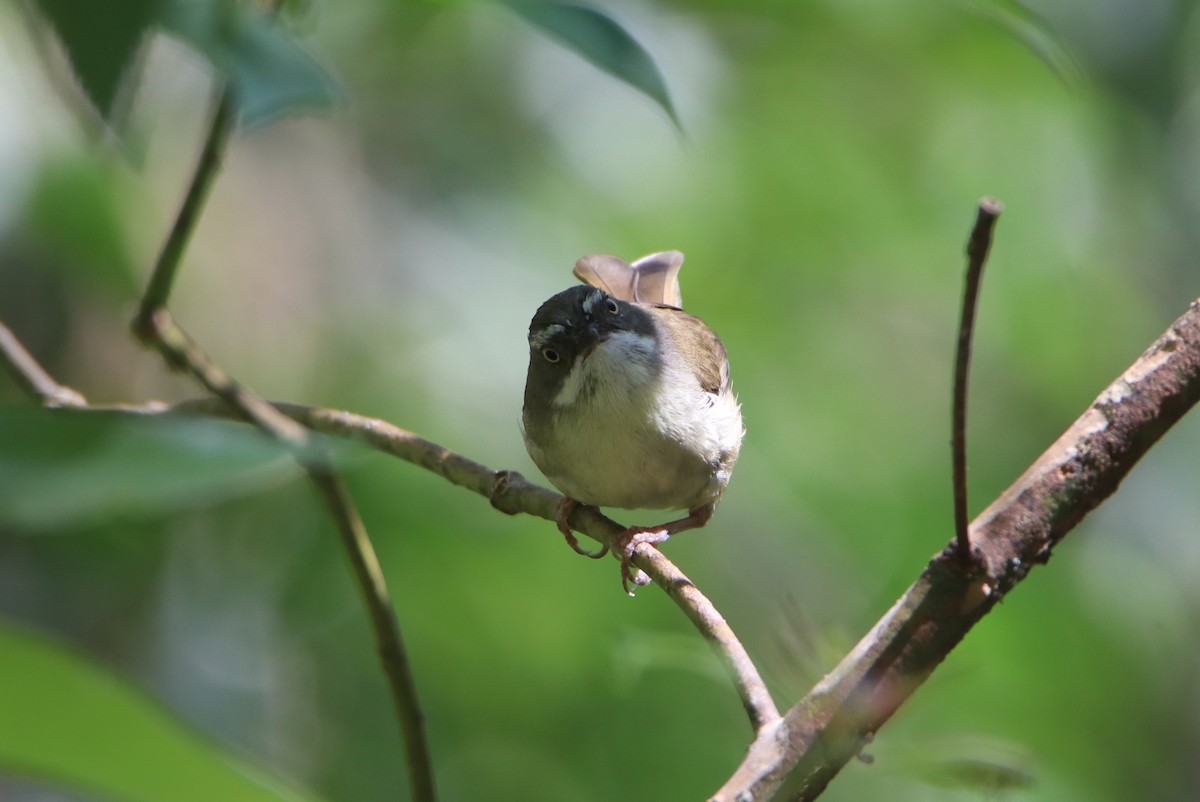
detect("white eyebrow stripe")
[530,323,566,349]
[581,289,605,315]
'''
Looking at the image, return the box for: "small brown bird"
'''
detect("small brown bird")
[522,251,743,592]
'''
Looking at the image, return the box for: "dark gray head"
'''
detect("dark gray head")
[523,285,659,414]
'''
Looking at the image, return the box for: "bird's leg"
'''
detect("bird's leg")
[555,497,609,559]
[615,504,715,594]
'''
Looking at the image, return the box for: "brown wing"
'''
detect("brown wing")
[573,251,684,308]
[656,308,729,395]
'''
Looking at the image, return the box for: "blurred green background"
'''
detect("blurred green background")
[2,0,1199,800]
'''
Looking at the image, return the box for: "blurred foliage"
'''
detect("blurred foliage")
[22,155,140,297]
[29,0,157,125]
[29,0,341,129]
[0,409,293,528]
[160,0,342,128]
[2,0,1200,801]
[500,0,681,129]
[0,621,327,802]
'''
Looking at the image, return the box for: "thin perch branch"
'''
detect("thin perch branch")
[0,320,87,408]
[277,406,781,730]
[712,296,1200,802]
[952,198,1002,560]
[179,400,783,733]
[636,543,781,730]
[0,329,782,736]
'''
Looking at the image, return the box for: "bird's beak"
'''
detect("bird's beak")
[578,322,611,359]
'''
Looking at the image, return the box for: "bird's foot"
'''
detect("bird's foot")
[555,498,609,559]
[612,505,716,595]
[614,527,670,595]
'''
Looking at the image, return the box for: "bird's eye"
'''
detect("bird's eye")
[605,299,619,314]
[541,347,560,363]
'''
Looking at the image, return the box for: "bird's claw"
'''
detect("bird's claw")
[555,498,608,559]
[616,528,669,595]
[552,502,677,593]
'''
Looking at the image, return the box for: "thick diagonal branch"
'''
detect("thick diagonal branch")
[713,296,1200,802]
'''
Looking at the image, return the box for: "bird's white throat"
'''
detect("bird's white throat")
[551,330,659,408]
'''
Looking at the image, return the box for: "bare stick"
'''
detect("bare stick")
[275,405,779,731]
[952,198,1002,560]
[0,343,781,738]
[139,308,309,445]
[150,345,438,802]
[188,402,783,733]
[713,296,1200,802]
[127,84,439,800]
[636,543,781,730]
[308,465,437,802]
[148,318,437,802]
[132,88,235,339]
[0,320,87,408]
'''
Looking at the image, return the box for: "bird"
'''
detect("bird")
[521,250,743,593]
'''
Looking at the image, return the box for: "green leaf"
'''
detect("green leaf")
[24,156,138,297]
[499,0,681,130]
[0,408,294,529]
[162,0,341,128]
[0,620,327,802]
[31,0,158,124]
[969,0,1082,86]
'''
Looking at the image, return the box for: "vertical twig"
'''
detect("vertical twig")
[952,198,1002,561]
[309,467,437,802]
[133,89,236,339]
[131,79,439,800]
[715,295,1200,802]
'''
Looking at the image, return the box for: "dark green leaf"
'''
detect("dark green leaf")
[162,0,342,128]
[0,620,328,802]
[32,0,158,124]
[500,0,681,130]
